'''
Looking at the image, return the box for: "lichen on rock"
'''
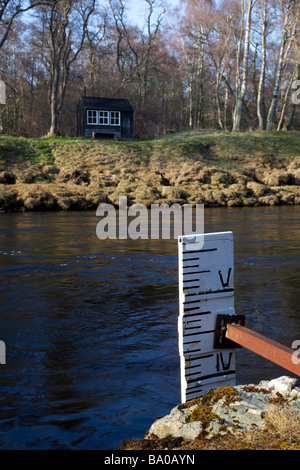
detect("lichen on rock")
[121,376,300,450]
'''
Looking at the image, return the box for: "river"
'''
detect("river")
[0,206,299,449]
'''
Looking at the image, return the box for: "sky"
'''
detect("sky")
[125,0,181,29]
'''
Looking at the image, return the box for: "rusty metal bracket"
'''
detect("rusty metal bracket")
[215,314,300,376]
[226,324,300,377]
[214,314,246,349]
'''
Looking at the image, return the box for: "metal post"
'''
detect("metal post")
[226,324,300,377]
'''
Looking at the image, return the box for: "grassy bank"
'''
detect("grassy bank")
[0,130,300,211]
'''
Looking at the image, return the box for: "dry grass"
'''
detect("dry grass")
[0,131,300,211]
[181,406,300,450]
[265,407,300,442]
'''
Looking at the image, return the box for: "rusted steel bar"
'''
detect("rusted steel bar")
[226,324,300,377]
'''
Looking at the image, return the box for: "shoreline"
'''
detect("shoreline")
[1,132,299,212]
[120,376,300,451]
[0,165,299,213]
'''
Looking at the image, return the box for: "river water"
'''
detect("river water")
[0,206,299,449]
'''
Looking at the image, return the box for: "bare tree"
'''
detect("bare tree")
[85,7,108,93]
[0,0,42,49]
[35,0,95,135]
[281,20,300,131]
[109,0,165,109]
[266,0,296,130]
[232,0,256,132]
[256,0,270,130]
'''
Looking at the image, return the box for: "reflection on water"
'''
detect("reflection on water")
[0,206,299,449]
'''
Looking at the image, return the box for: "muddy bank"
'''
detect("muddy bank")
[0,158,300,212]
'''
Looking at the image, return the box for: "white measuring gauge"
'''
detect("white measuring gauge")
[178,232,237,403]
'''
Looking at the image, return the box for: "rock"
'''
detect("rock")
[173,421,203,440]
[143,376,300,445]
[146,404,194,439]
[258,194,280,206]
[210,171,235,187]
[0,171,16,184]
[265,376,298,397]
[261,170,290,187]
[22,171,50,184]
[211,392,267,432]
[61,168,90,185]
[159,186,189,201]
[293,168,300,184]
[246,181,269,197]
[227,198,243,207]
[147,417,183,439]
[146,402,204,440]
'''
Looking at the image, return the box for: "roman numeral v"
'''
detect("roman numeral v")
[218,267,232,288]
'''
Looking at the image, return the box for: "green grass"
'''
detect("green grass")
[1,130,299,171]
[0,135,55,168]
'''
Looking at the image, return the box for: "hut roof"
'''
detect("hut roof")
[79,96,133,112]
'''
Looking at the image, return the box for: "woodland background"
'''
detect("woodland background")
[0,0,299,138]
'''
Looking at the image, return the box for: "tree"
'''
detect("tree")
[34,0,95,135]
[0,0,41,49]
[256,0,270,130]
[207,8,232,130]
[84,7,108,93]
[281,14,300,131]
[232,0,256,132]
[109,0,166,110]
[266,0,296,130]
[173,0,215,129]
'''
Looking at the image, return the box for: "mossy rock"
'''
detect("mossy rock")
[0,187,19,210]
[0,171,16,184]
[210,170,236,187]
[22,171,51,184]
[61,168,90,185]
[246,181,269,197]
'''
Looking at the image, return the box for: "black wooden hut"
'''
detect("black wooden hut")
[76,96,134,140]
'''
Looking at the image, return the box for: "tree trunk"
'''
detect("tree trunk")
[266,3,292,130]
[224,86,228,131]
[215,63,224,130]
[49,65,59,135]
[277,75,293,131]
[189,73,193,129]
[232,0,253,132]
[49,101,58,135]
[257,0,268,130]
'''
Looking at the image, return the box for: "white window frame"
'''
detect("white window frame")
[87,109,121,126]
[99,110,109,125]
[87,109,98,125]
[109,111,121,126]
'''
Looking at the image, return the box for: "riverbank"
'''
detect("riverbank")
[120,376,300,451]
[0,131,299,211]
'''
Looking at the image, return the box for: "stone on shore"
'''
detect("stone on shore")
[121,376,300,450]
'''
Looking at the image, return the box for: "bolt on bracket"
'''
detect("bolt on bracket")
[214,314,246,349]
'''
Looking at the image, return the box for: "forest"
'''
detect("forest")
[0,0,299,138]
